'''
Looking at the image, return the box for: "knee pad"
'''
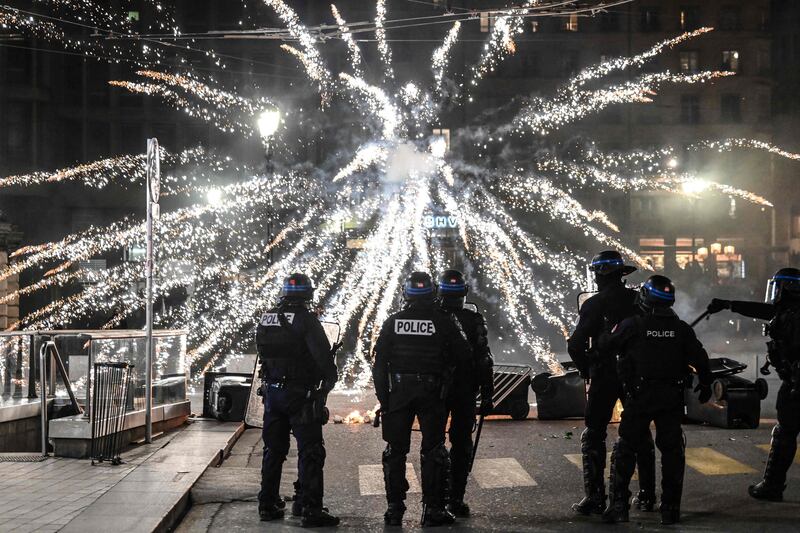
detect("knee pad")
[582,427,606,447]
[383,444,408,462]
[300,441,326,464]
[772,424,790,441]
[422,443,449,465]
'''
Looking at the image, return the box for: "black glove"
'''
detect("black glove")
[313,393,330,424]
[479,396,494,416]
[694,383,712,404]
[707,298,731,314]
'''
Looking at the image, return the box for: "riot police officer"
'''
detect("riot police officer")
[707,267,800,501]
[437,269,494,517]
[601,275,712,525]
[256,273,340,527]
[372,271,472,527]
[567,251,657,515]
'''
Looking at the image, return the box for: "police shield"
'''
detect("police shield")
[244,321,341,428]
[577,291,596,311]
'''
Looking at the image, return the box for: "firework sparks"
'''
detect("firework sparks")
[2,2,798,386]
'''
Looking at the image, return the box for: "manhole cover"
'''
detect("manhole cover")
[0,453,48,463]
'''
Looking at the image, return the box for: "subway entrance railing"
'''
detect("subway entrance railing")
[0,329,188,458]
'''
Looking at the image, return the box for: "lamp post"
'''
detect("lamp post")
[258,109,281,174]
[258,110,280,262]
[144,138,160,444]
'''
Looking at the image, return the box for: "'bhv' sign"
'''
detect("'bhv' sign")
[423,213,459,229]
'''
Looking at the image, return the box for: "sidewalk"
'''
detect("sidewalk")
[0,419,241,533]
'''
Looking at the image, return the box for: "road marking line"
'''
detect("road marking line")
[358,464,420,496]
[756,444,800,463]
[685,448,756,475]
[471,458,536,489]
[563,454,639,480]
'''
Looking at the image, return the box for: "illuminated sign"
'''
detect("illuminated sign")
[423,213,459,229]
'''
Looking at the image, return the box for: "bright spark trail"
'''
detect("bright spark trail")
[1,1,797,387]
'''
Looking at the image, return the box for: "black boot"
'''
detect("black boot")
[421,505,456,527]
[572,446,606,516]
[749,425,795,502]
[446,500,470,517]
[632,489,655,512]
[635,435,656,512]
[660,503,680,525]
[384,502,405,526]
[572,495,605,515]
[259,502,285,522]
[602,443,631,524]
[748,480,785,502]
[573,430,607,515]
[602,493,630,524]
[301,508,340,528]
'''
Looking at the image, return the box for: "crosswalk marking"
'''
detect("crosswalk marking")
[471,458,536,489]
[756,444,800,464]
[564,453,639,480]
[358,463,421,496]
[684,448,756,475]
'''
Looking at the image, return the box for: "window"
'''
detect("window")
[757,92,771,122]
[523,53,539,76]
[564,13,579,32]
[640,7,661,32]
[480,12,495,33]
[562,50,579,76]
[432,128,450,152]
[719,5,741,31]
[87,122,111,160]
[720,94,742,123]
[721,50,739,72]
[791,207,800,239]
[6,102,32,161]
[680,95,700,124]
[679,51,699,73]
[680,6,701,31]
[756,48,770,75]
[599,12,620,31]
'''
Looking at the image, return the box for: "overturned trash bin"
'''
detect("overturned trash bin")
[203,372,252,422]
[685,357,768,430]
[488,364,534,420]
[531,362,586,420]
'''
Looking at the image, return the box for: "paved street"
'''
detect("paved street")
[177,411,800,532]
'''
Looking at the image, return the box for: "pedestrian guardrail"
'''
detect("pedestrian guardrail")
[91,362,134,465]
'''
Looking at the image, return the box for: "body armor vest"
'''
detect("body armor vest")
[387,306,449,375]
[256,306,319,386]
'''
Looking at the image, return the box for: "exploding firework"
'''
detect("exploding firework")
[2,1,798,387]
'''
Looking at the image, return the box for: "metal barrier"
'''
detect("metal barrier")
[90,362,133,465]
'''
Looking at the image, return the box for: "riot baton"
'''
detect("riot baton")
[690,310,711,328]
[468,413,486,474]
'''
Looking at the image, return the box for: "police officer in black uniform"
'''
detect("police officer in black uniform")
[256,273,340,527]
[600,275,713,525]
[437,269,495,517]
[567,251,657,515]
[707,267,800,501]
[372,271,472,527]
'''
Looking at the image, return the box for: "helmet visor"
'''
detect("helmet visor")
[765,275,800,303]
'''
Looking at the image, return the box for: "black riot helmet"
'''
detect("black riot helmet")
[279,272,315,302]
[638,275,676,311]
[765,267,800,305]
[588,250,637,277]
[403,271,436,302]
[438,269,469,310]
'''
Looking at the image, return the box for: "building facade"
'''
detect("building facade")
[1,0,799,321]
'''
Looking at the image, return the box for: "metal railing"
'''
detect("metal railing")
[90,362,134,465]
